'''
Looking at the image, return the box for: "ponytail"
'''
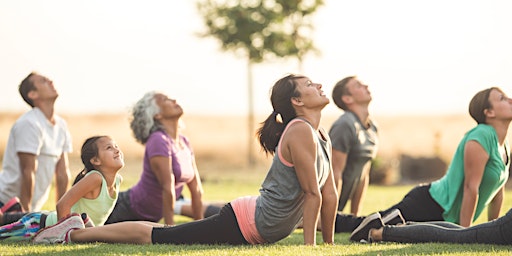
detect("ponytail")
[73,168,89,185]
[257,74,302,155]
[73,135,104,185]
[257,111,285,155]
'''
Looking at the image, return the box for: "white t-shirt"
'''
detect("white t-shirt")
[0,108,72,211]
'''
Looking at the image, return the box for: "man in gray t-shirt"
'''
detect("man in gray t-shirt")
[329,76,378,215]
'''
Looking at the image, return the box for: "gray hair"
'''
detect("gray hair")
[130,91,163,144]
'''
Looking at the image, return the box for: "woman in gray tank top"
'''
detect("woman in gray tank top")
[33,74,339,246]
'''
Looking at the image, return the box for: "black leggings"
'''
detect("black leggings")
[383,208,512,245]
[151,203,249,245]
[335,184,444,232]
[105,190,145,224]
[1,212,27,226]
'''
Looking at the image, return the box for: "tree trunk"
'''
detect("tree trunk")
[247,59,255,166]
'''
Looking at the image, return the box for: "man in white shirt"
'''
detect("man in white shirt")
[0,72,72,221]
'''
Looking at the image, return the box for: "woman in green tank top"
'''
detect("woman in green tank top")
[338,87,512,243]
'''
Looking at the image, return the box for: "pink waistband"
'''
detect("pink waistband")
[230,196,266,244]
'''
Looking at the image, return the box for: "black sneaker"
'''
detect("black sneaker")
[350,212,384,243]
[382,209,406,226]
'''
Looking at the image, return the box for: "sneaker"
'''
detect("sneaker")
[0,197,23,214]
[382,209,406,226]
[350,212,384,243]
[32,213,84,244]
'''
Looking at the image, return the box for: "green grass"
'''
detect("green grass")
[1,165,512,255]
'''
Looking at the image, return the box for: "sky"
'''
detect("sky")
[1,0,511,116]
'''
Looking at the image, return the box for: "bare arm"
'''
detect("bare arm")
[54,152,71,203]
[488,186,503,221]
[150,156,175,226]
[320,161,338,244]
[18,152,37,211]
[186,158,204,220]
[460,140,488,227]
[331,149,347,198]
[283,122,322,245]
[56,172,102,219]
[350,168,370,215]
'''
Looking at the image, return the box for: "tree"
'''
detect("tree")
[196,0,323,166]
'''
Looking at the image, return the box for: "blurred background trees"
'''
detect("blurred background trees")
[196,0,323,166]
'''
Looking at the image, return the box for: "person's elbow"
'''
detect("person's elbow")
[463,180,480,196]
[55,201,72,218]
[304,191,322,206]
[160,180,175,197]
[161,185,174,195]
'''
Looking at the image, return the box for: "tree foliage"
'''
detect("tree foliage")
[196,0,323,165]
[196,0,324,63]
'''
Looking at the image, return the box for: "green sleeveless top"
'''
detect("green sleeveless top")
[429,124,509,223]
[45,170,121,226]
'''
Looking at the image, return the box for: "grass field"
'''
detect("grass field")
[1,183,512,255]
[1,112,512,254]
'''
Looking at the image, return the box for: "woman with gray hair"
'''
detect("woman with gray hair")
[104,91,221,226]
[32,74,338,245]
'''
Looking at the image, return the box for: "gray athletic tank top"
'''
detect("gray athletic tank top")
[255,118,331,243]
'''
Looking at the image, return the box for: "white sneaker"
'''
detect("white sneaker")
[350,212,383,243]
[32,213,85,244]
[382,209,406,226]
